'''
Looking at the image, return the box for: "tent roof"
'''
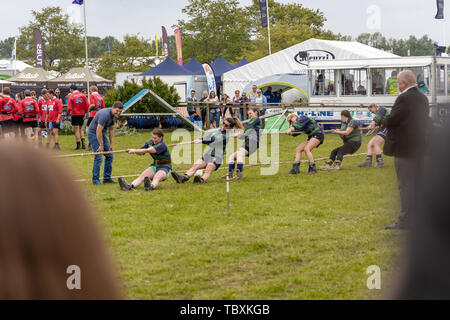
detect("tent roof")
[49,67,113,83]
[223,38,398,86]
[183,58,204,75]
[235,58,249,68]
[243,73,308,97]
[8,67,55,82]
[0,59,33,72]
[210,56,235,76]
[139,58,195,76]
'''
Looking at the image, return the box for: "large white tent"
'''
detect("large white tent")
[222,38,398,98]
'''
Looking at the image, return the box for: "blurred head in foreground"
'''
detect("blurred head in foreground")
[392,123,450,299]
[0,143,121,299]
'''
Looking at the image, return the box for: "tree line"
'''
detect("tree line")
[0,1,444,81]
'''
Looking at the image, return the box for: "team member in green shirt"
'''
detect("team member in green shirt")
[172,117,243,184]
[118,128,171,191]
[359,104,389,168]
[221,108,261,181]
[319,110,362,171]
[285,113,324,175]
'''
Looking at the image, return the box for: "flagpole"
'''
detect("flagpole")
[266,0,271,55]
[83,0,90,99]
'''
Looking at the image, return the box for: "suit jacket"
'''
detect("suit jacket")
[383,86,430,158]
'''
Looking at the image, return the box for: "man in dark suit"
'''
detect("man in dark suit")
[383,70,430,229]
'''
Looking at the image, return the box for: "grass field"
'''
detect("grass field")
[57,130,402,299]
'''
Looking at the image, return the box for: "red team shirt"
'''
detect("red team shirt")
[38,97,49,122]
[0,97,17,122]
[18,97,39,122]
[67,90,89,116]
[89,92,105,118]
[47,97,63,122]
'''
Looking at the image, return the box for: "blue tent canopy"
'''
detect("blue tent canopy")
[183,58,204,75]
[234,58,249,68]
[210,56,235,77]
[139,58,195,76]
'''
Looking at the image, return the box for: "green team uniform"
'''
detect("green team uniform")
[201,129,228,170]
[291,115,324,145]
[141,139,172,176]
[241,117,262,155]
[372,106,390,138]
[340,118,361,143]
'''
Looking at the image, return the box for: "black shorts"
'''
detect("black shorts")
[71,115,85,126]
[23,120,38,128]
[0,119,15,132]
[376,128,387,139]
[38,121,47,129]
[202,154,222,171]
[243,138,260,156]
[308,132,324,146]
[86,117,94,127]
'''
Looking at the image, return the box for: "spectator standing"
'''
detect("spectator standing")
[263,86,274,103]
[206,91,220,128]
[383,70,430,230]
[249,85,258,102]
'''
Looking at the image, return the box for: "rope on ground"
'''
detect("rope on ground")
[73,152,367,182]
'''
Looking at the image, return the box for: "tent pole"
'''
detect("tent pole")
[266,0,271,55]
[83,0,90,99]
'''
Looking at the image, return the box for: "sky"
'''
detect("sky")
[1,0,449,46]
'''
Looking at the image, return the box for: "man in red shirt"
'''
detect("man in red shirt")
[36,88,49,146]
[17,89,39,140]
[86,85,105,150]
[46,89,63,150]
[66,84,89,150]
[0,87,16,139]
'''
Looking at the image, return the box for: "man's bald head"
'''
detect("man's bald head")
[398,70,417,92]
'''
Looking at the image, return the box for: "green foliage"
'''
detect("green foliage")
[0,37,15,59]
[243,0,339,61]
[175,0,252,64]
[356,32,436,56]
[88,36,121,58]
[17,6,84,71]
[114,126,139,137]
[104,77,180,113]
[58,133,400,299]
[60,120,75,135]
[96,35,155,81]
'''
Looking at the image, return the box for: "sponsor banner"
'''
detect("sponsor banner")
[174,28,183,66]
[259,0,268,28]
[162,26,169,59]
[33,28,45,69]
[435,0,444,19]
[202,63,216,95]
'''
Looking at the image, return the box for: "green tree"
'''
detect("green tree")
[17,6,84,71]
[104,77,180,113]
[174,0,252,64]
[96,35,155,81]
[355,33,436,56]
[0,37,15,59]
[243,0,339,61]
[88,36,120,58]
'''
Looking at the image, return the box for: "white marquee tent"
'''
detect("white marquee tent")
[222,38,398,99]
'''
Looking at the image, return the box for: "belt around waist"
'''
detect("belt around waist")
[154,160,171,165]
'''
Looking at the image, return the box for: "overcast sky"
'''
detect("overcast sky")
[1,0,449,45]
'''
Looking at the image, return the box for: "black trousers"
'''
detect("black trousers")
[394,157,422,224]
[330,140,361,162]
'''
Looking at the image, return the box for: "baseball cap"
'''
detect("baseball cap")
[69,84,77,90]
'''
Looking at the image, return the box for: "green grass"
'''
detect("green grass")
[57,130,401,299]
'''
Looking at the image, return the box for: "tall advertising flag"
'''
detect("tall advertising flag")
[436,0,444,19]
[202,63,217,96]
[174,28,183,66]
[162,26,169,59]
[259,0,268,27]
[33,28,45,69]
